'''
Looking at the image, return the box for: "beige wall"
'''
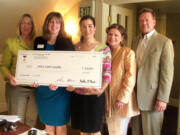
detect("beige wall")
[64,2,81,44]
[110,4,137,47]
[0,0,80,112]
[64,0,110,44]
[0,0,80,53]
[0,0,57,112]
[95,1,109,44]
[0,1,59,53]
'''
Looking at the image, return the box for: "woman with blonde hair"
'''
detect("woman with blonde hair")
[33,12,74,135]
[105,24,139,135]
[0,13,37,127]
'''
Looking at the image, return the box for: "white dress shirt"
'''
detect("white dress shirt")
[136,29,155,67]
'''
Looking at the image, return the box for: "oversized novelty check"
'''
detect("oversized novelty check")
[15,50,103,88]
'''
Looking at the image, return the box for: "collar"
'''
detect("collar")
[17,36,33,50]
[141,29,155,39]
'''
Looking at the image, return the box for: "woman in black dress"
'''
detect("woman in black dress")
[67,15,111,135]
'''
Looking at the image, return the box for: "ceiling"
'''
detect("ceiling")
[136,0,180,14]
[104,0,180,14]
[0,0,79,15]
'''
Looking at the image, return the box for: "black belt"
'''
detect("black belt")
[20,86,34,89]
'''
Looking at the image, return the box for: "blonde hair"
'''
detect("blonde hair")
[17,13,35,39]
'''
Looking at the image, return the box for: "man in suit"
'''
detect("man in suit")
[131,8,174,135]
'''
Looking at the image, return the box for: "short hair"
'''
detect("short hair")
[43,12,67,40]
[17,13,35,39]
[138,8,156,19]
[106,24,127,46]
[79,15,96,27]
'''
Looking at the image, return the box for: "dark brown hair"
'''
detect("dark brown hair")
[43,12,67,40]
[106,24,127,46]
[79,15,95,26]
[79,15,96,42]
[138,8,156,19]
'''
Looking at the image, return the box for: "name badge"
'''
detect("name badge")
[37,44,44,49]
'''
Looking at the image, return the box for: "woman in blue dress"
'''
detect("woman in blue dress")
[33,12,74,135]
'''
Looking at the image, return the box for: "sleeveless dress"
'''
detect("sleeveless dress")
[35,43,71,126]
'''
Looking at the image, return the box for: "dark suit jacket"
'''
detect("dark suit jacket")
[131,31,174,111]
[34,36,74,51]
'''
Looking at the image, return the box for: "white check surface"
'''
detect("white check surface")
[15,50,102,88]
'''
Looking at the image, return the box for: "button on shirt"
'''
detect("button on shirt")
[136,29,155,67]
